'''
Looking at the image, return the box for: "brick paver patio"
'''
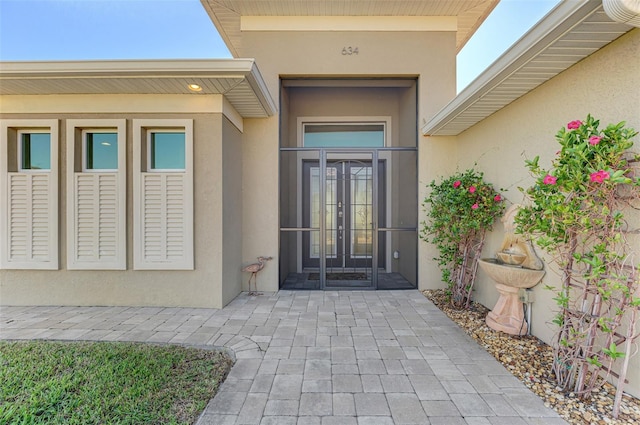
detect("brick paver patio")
[0,290,568,424]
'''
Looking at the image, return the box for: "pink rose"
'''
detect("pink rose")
[589,136,602,145]
[453,180,461,188]
[567,120,582,130]
[543,175,557,185]
[471,203,479,210]
[590,170,610,183]
[494,194,502,202]
[469,186,476,194]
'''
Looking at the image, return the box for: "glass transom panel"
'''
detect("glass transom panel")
[304,124,384,148]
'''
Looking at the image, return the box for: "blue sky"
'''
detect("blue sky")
[0,0,559,91]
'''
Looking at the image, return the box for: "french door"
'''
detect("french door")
[302,156,385,278]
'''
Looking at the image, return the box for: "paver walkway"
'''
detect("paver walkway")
[0,290,567,425]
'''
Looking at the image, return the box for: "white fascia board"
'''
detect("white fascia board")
[0,58,277,118]
[422,0,602,137]
[245,61,278,116]
[0,59,257,78]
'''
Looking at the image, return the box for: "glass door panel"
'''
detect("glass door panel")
[309,166,337,260]
[303,156,385,281]
[349,165,373,259]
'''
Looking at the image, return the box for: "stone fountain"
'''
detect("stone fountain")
[478,204,545,336]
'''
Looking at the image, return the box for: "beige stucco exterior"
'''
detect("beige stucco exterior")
[443,28,640,397]
[235,28,458,290]
[1,2,637,399]
[0,95,241,309]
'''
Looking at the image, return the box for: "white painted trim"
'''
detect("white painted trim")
[241,16,457,32]
[0,119,59,270]
[0,94,226,114]
[133,119,194,270]
[222,97,244,133]
[0,59,258,76]
[66,119,126,270]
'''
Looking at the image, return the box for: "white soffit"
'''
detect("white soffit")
[240,16,457,32]
[201,0,499,55]
[0,59,277,118]
[422,0,635,137]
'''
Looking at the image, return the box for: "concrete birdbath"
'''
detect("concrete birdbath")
[478,205,545,336]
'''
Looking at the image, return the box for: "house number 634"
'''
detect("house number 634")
[342,47,359,55]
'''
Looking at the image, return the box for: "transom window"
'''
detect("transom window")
[303,123,385,148]
[19,131,51,171]
[83,131,118,171]
[148,130,185,171]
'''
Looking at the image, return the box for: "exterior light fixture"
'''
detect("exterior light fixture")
[188,84,202,92]
[100,142,111,146]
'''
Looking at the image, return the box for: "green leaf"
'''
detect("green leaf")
[587,356,602,367]
[603,343,625,360]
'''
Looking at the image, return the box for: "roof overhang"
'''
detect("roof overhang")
[201,0,499,56]
[0,59,277,118]
[422,0,635,136]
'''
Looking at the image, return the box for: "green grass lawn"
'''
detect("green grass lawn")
[0,340,233,424]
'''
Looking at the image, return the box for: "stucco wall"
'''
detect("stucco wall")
[0,95,233,308]
[221,117,244,303]
[449,29,640,396]
[238,29,458,291]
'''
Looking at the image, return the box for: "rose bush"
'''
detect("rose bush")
[421,169,504,309]
[516,114,639,416]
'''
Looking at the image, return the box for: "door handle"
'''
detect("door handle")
[338,225,343,240]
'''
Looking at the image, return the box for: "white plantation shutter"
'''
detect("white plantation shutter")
[70,173,122,268]
[6,173,56,265]
[133,119,193,270]
[66,120,126,270]
[1,120,59,270]
[140,173,192,266]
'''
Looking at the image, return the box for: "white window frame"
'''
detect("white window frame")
[81,129,119,173]
[147,129,187,173]
[66,119,126,270]
[17,129,52,173]
[133,119,194,270]
[1,119,59,270]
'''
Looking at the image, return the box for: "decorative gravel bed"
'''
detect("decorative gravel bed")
[423,289,640,425]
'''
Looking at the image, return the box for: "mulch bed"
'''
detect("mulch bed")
[423,289,640,425]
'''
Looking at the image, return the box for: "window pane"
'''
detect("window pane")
[304,124,384,148]
[150,132,185,170]
[86,132,118,170]
[21,133,51,170]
